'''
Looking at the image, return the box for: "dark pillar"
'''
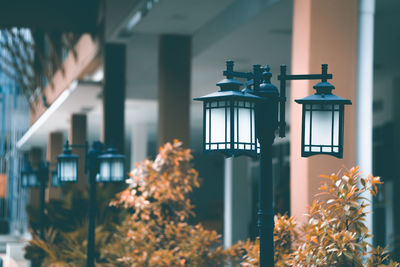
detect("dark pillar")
[393,76,400,260]
[158,34,191,147]
[46,131,63,200]
[29,147,42,207]
[69,114,87,189]
[103,43,126,152]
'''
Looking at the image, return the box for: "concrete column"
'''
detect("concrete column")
[158,34,191,147]
[130,123,148,169]
[46,132,63,201]
[29,148,42,207]
[69,114,87,189]
[356,0,375,246]
[224,157,252,248]
[392,76,400,259]
[103,43,126,152]
[290,0,358,224]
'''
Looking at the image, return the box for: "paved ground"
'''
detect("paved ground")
[0,254,29,267]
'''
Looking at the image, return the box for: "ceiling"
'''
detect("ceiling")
[18,0,400,153]
[0,0,100,32]
[17,0,294,151]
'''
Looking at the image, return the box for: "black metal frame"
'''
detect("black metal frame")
[194,60,352,267]
[202,99,259,157]
[301,103,344,158]
[58,140,125,267]
[57,141,81,183]
[21,161,50,239]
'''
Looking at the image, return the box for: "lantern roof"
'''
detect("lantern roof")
[295,92,352,104]
[58,141,79,160]
[193,90,264,102]
[216,78,243,91]
[98,147,125,160]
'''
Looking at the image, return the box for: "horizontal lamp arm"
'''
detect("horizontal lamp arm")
[277,64,333,137]
[69,143,89,149]
[223,70,254,79]
[278,73,333,81]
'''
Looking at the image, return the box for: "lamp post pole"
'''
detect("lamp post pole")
[194,61,351,267]
[37,163,48,240]
[57,140,125,267]
[86,142,101,267]
[253,64,279,267]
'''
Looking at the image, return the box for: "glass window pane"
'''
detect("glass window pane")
[311,105,332,146]
[111,160,124,182]
[304,110,310,145]
[100,161,111,181]
[311,146,320,152]
[210,107,226,143]
[226,106,230,142]
[333,110,339,146]
[234,105,238,142]
[322,147,332,152]
[205,108,210,143]
[238,107,251,143]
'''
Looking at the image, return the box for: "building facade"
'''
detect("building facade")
[0,0,399,262]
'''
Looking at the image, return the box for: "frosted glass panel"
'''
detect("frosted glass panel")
[234,107,238,142]
[226,107,230,142]
[311,106,332,146]
[29,174,37,186]
[251,109,255,144]
[111,160,124,182]
[205,109,210,143]
[60,160,77,182]
[304,108,310,145]
[100,162,111,181]
[210,107,226,143]
[238,107,251,143]
[333,110,339,146]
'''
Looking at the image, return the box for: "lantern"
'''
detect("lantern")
[57,141,79,182]
[194,76,262,157]
[51,170,62,187]
[97,147,125,182]
[21,163,39,188]
[295,81,351,158]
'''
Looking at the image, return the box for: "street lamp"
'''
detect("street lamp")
[21,163,40,188]
[194,69,262,157]
[51,170,63,187]
[97,147,125,182]
[57,140,125,267]
[194,61,351,266]
[21,161,49,239]
[57,141,79,183]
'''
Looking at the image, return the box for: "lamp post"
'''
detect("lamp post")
[57,140,125,267]
[194,61,351,266]
[21,161,62,239]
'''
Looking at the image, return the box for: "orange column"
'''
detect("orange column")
[46,132,63,200]
[69,114,87,190]
[290,0,358,222]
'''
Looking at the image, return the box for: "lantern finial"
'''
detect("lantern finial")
[321,64,328,82]
[262,65,272,84]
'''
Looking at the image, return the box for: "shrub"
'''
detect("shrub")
[240,167,400,267]
[25,141,399,266]
[103,140,241,266]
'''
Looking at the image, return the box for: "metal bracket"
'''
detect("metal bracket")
[277,64,333,138]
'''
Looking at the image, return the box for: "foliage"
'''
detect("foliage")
[25,142,400,266]
[103,140,242,266]
[240,166,400,267]
[25,177,124,265]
